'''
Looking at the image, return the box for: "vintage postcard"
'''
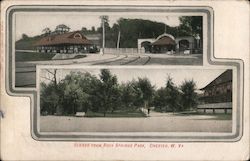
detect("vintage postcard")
[1,0,249,160]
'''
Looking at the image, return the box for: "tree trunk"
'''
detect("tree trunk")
[144,100,148,109]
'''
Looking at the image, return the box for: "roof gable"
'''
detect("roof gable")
[152,36,176,46]
[34,31,92,46]
[200,70,232,90]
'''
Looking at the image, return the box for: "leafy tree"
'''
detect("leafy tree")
[153,87,168,112]
[61,72,87,115]
[165,76,181,113]
[91,26,96,32]
[179,16,203,47]
[135,77,155,110]
[179,16,202,36]
[97,69,120,116]
[55,24,70,33]
[42,27,51,35]
[81,27,87,32]
[21,34,29,40]
[40,69,63,115]
[40,82,59,115]
[79,72,101,113]
[120,82,137,109]
[180,79,198,111]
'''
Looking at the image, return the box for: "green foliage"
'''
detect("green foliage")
[15,52,56,62]
[134,77,155,109]
[180,79,198,110]
[97,69,121,116]
[120,82,137,109]
[40,82,59,115]
[40,69,199,117]
[153,87,168,112]
[179,16,203,47]
[164,76,181,112]
[179,16,202,37]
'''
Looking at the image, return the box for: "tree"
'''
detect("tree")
[21,34,29,39]
[81,27,87,32]
[55,24,70,34]
[40,69,62,115]
[40,82,60,115]
[91,26,96,32]
[61,72,87,115]
[180,79,198,111]
[135,77,155,110]
[97,69,120,116]
[42,27,51,35]
[79,72,101,113]
[179,16,203,47]
[165,76,181,113]
[120,82,137,109]
[153,87,168,112]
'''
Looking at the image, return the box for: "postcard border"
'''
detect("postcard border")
[5,5,244,142]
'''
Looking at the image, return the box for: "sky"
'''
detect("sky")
[15,12,181,40]
[40,68,227,91]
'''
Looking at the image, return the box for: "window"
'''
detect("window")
[74,33,82,39]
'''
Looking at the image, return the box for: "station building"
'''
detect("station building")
[34,31,98,53]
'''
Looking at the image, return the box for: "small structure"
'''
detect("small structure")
[138,33,198,54]
[137,39,155,53]
[175,36,195,53]
[34,31,97,54]
[198,70,232,114]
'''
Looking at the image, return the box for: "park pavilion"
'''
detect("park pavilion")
[198,70,232,114]
[150,33,176,53]
[34,31,95,54]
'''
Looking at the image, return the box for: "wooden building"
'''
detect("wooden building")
[34,31,97,53]
[198,70,232,113]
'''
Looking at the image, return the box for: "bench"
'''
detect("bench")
[75,112,85,117]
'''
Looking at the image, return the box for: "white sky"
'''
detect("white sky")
[40,68,226,90]
[15,12,181,40]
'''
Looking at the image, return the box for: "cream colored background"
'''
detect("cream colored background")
[1,0,249,160]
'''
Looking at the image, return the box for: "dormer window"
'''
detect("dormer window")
[74,33,82,39]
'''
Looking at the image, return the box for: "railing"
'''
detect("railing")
[197,102,232,109]
[197,102,232,114]
[104,48,138,54]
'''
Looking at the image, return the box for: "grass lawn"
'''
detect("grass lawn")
[15,52,87,61]
[85,110,146,117]
[73,55,87,59]
[15,52,56,61]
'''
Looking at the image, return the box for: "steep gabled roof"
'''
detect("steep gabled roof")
[34,31,93,46]
[200,70,232,90]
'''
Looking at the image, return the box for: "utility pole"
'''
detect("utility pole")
[165,16,169,33]
[102,17,105,54]
[100,15,108,55]
[116,30,121,49]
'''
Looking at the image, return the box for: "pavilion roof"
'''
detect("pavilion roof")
[200,70,232,90]
[152,33,176,46]
[34,31,93,46]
